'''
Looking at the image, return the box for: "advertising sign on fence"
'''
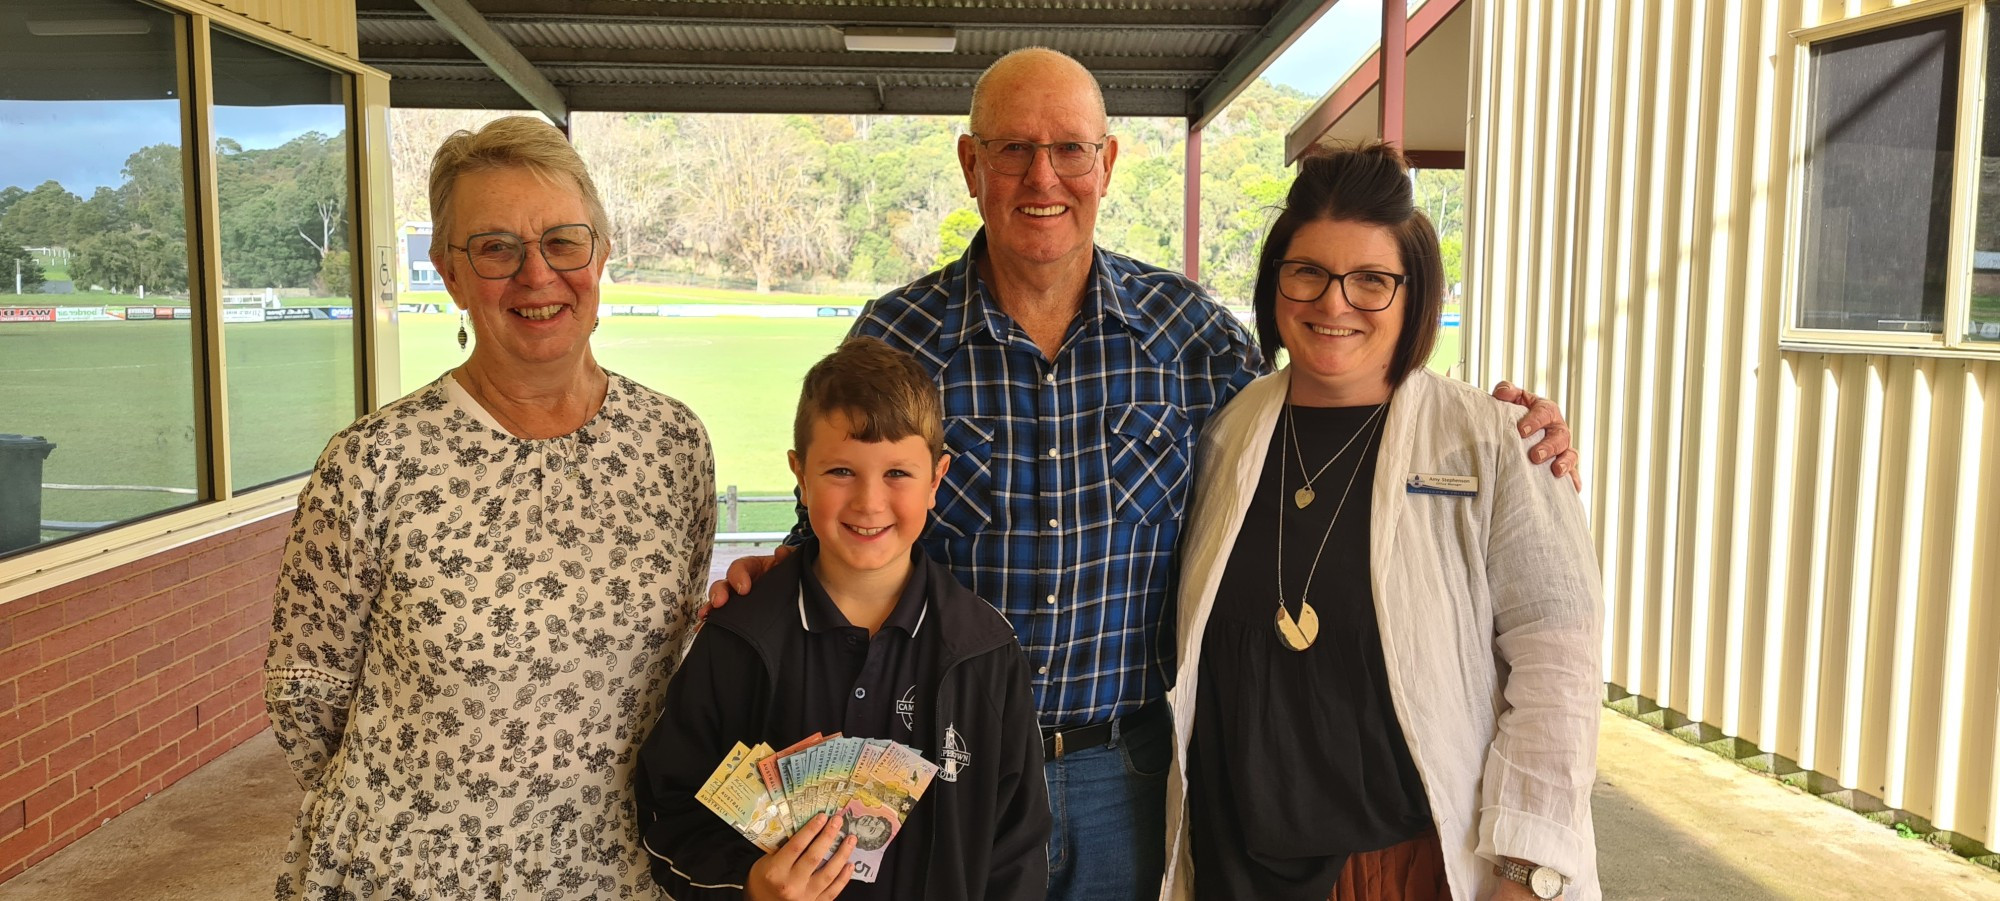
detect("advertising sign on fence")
[124,307,155,320]
[265,307,315,321]
[223,307,265,323]
[0,307,57,322]
[53,307,119,322]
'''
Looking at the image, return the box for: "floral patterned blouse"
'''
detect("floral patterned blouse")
[265,371,714,901]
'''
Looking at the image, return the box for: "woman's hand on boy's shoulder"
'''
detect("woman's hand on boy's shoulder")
[704,545,795,617]
[745,812,856,901]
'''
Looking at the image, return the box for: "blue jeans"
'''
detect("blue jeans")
[1043,706,1172,901]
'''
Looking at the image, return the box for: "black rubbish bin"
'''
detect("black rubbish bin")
[0,433,57,554]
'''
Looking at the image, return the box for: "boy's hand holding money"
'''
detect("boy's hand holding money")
[746,812,857,901]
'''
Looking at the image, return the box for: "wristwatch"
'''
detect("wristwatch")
[1495,860,1564,899]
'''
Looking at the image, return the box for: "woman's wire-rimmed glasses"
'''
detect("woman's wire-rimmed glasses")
[450,223,599,280]
[1273,259,1406,311]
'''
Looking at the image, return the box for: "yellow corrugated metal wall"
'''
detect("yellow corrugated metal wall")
[203,0,358,59]
[1465,0,2000,847]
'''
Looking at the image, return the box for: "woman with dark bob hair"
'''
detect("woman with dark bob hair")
[1159,143,1602,901]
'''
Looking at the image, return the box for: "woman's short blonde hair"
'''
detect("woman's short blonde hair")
[427,116,609,251]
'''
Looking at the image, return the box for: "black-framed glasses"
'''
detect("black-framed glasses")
[1273,259,1407,311]
[968,133,1109,177]
[449,223,599,279]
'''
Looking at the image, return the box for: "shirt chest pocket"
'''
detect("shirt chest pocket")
[1105,403,1191,524]
[931,416,997,539]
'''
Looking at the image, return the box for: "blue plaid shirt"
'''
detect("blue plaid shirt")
[808,234,1263,727]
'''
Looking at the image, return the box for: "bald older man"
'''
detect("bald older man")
[713,48,1577,901]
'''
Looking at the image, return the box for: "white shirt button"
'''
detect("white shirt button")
[1037,666,1049,675]
[1151,429,1161,440]
[1047,446,1058,458]
[854,688,866,699]
[1047,518,1059,529]
[1045,372,1055,384]
[1045,594,1056,605]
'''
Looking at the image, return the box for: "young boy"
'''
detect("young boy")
[636,337,1049,901]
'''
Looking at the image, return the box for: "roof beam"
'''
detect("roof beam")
[383,78,1194,118]
[356,0,1264,31]
[1282,0,1464,161]
[1187,0,1338,128]
[409,0,569,126]
[363,43,1228,77]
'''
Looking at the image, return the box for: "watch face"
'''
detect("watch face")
[1529,866,1564,899]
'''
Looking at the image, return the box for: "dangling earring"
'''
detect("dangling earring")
[457,311,468,351]
[594,317,600,333]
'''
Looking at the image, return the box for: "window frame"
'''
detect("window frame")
[1781,0,1995,358]
[0,0,394,604]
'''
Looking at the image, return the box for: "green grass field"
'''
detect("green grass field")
[6,291,1464,543]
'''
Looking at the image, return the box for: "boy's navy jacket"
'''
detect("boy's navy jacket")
[634,546,1050,900]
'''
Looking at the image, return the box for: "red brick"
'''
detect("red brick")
[70,697,116,737]
[0,642,42,683]
[0,759,47,809]
[59,588,119,627]
[23,773,72,820]
[0,817,52,880]
[0,679,13,711]
[134,642,175,677]
[94,713,138,750]
[111,676,154,716]
[150,558,191,593]
[47,788,96,839]
[73,749,118,794]
[0,742,18,775]
[45,734,92,778]
[15,659,70,703]
[161,659,196,693]
[110,627,154,664]
[0,619,13,651]
[42,679,92,724]
[0,701,41,752]
[0,801,21,836]
[9,602,66,645]
[95,766,139,812]
[189,547,226,577]
[20,720,71,764]
[138,745,178,786]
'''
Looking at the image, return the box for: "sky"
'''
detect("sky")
[1263,0,1418,100]
[0,101,343,196]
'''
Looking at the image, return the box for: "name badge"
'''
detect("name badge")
[1406,473,1479,497]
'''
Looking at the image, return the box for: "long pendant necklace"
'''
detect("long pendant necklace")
[1275,400,1385,652]
[1286,400,1386,509]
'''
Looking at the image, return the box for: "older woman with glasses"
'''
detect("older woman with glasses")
[265,116,714,900]
[1161,143,1603,901]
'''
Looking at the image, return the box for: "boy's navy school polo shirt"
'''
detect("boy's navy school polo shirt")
[793,543,941,744]
[789,543,944,900]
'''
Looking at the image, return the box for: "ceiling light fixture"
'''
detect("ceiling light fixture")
[27,19,153,36]
[842,26,957,53]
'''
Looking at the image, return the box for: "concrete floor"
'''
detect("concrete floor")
[3,710,1998,900]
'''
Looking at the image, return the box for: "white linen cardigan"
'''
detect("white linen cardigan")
[1161,367,1603,901]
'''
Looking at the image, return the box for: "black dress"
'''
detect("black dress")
[1188,402,1433,900]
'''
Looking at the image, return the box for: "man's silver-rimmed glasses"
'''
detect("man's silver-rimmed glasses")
[968,134,1109,177]
[449,223,599,280]
[1273,259,1407,312]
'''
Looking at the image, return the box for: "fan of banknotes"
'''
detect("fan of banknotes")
[696,733,939,884]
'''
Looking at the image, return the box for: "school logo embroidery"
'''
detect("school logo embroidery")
[896,685,917,732]
[939,722,970,783]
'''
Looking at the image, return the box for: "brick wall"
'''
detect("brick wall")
[0,514,288,882]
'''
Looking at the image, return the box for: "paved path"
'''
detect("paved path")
[5,707,1998,899]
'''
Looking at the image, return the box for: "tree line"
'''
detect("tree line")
[390,79,1464,303]
[0,131,349,297]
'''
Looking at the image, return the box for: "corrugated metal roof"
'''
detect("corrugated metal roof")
[355,0,1317,121]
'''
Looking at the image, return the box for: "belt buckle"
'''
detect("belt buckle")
[1052,731,1065,759]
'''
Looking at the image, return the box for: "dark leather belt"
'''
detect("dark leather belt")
[1041,698,1166,760]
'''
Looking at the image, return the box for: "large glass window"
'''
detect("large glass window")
[1796,15,1961,334]
[0,0,198,557]
[211,31,358,490]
